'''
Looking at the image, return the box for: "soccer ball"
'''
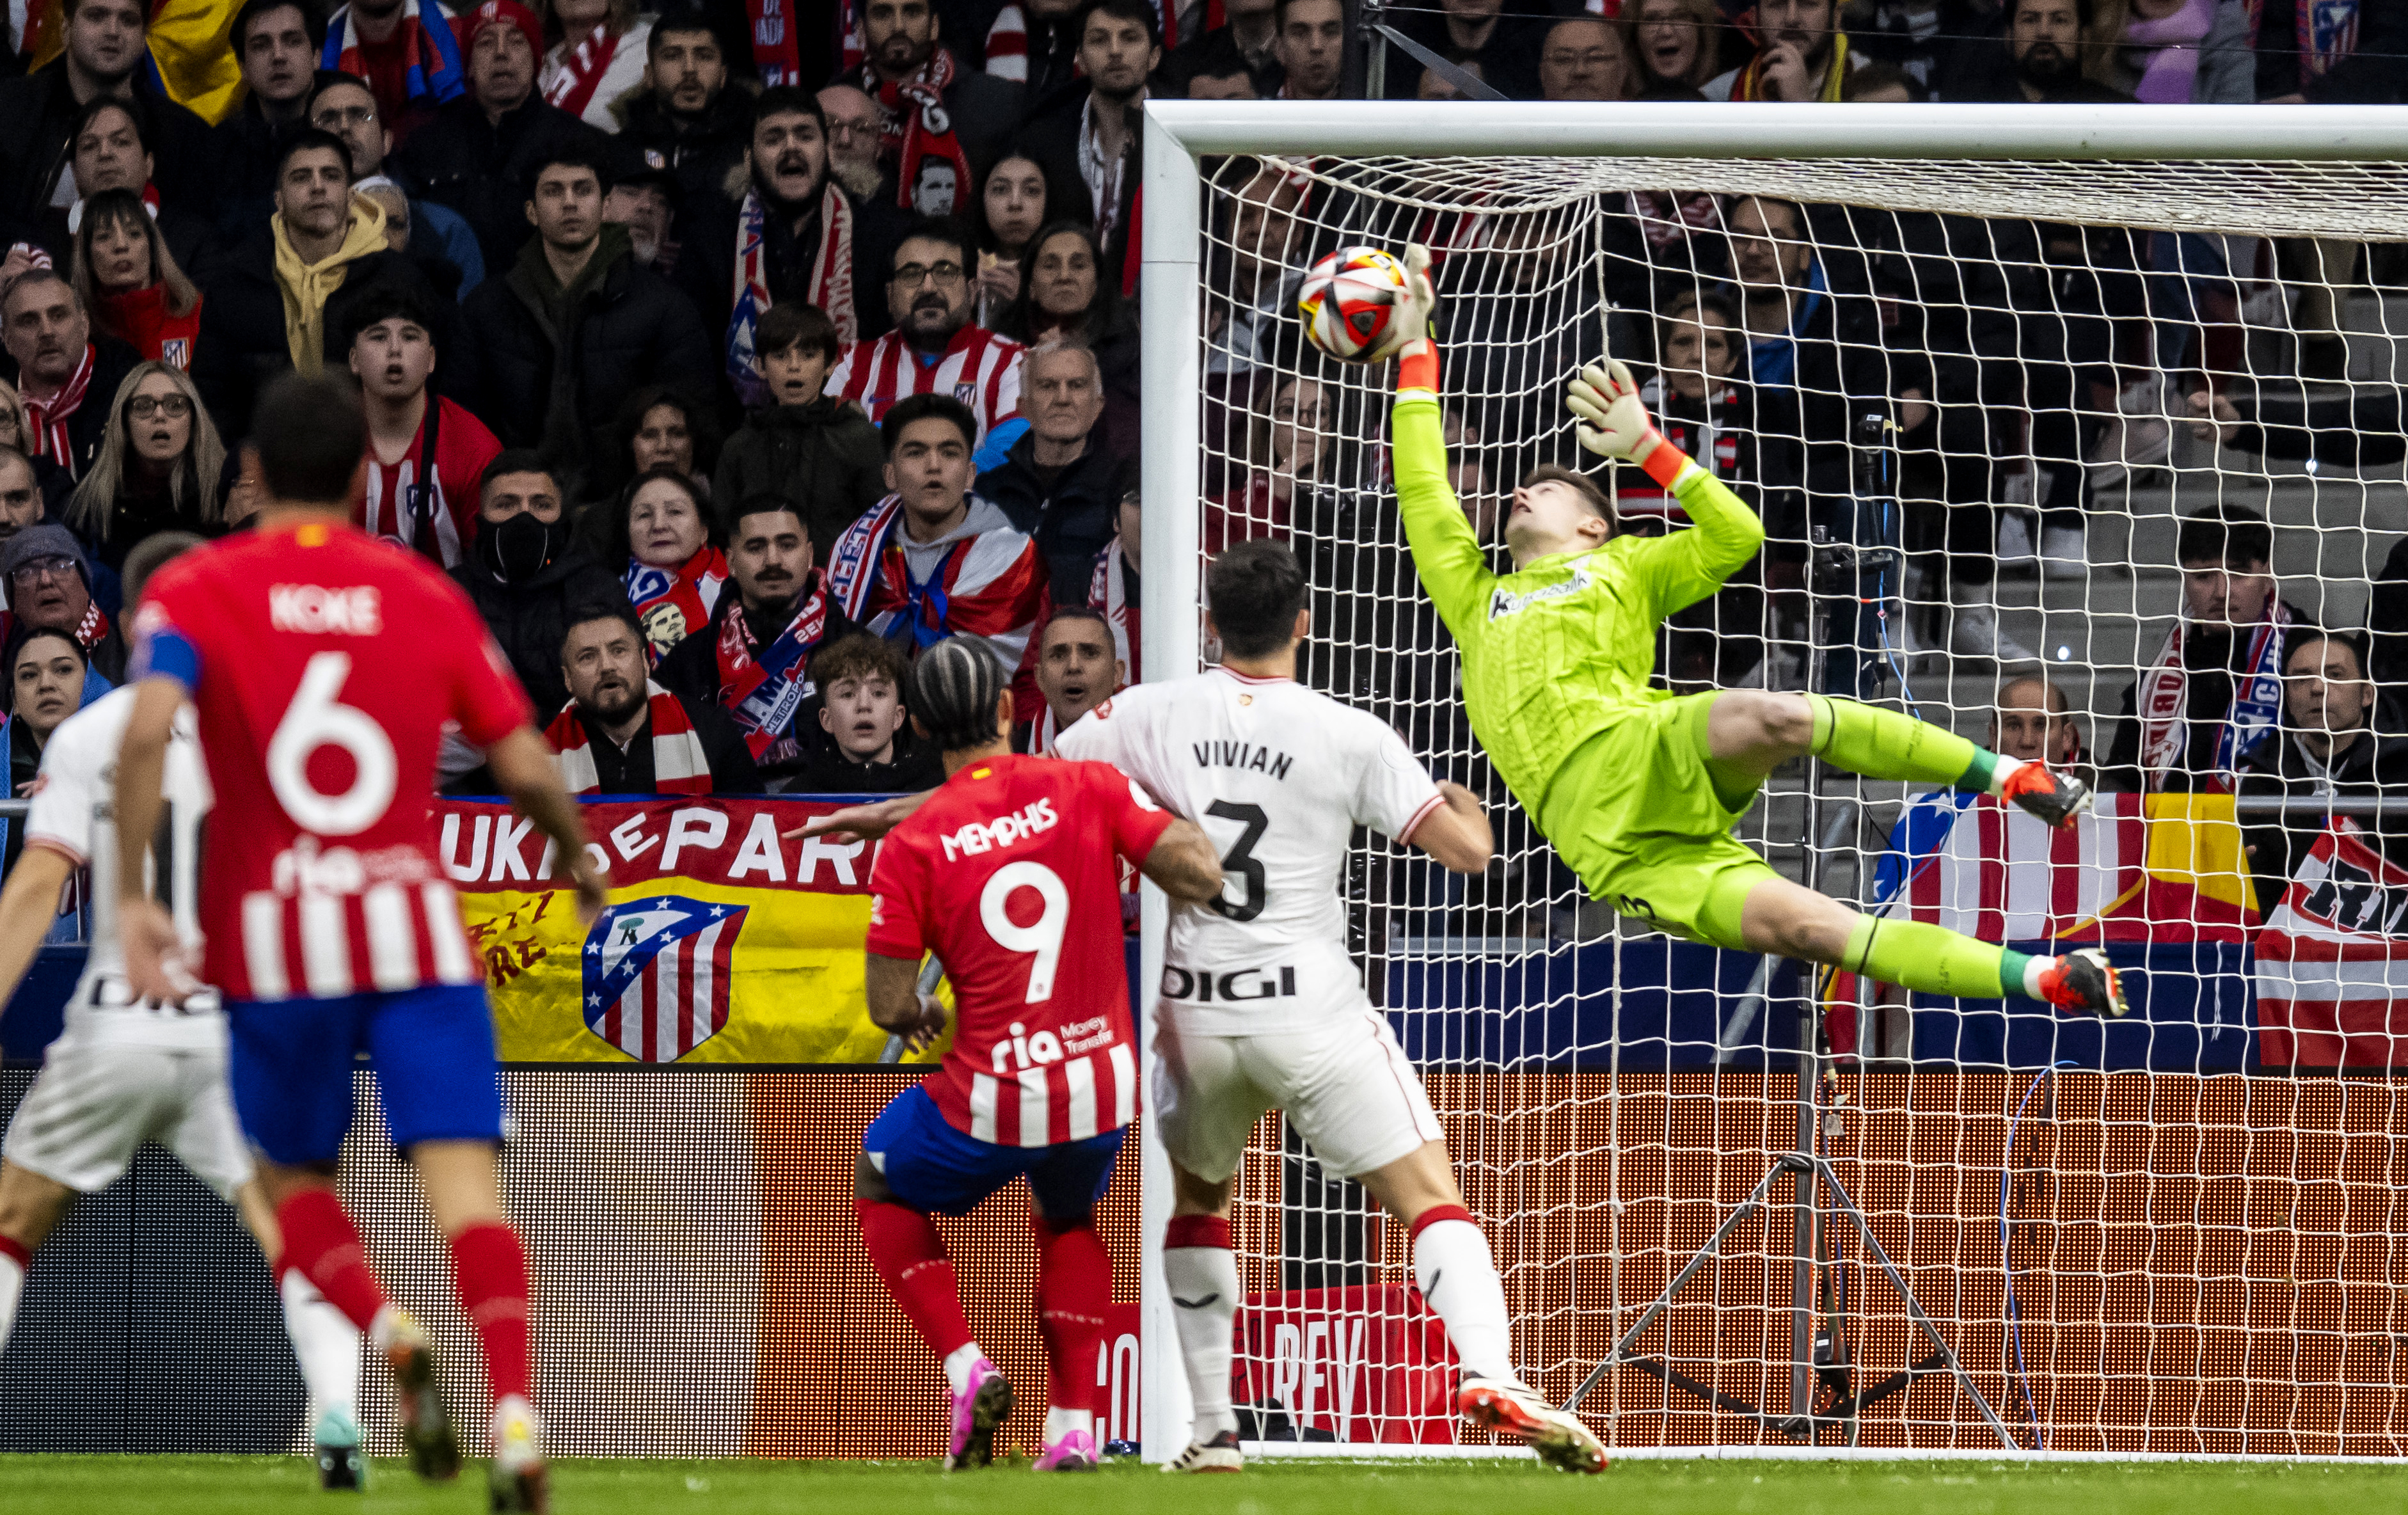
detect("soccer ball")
[1297,246,1415,363]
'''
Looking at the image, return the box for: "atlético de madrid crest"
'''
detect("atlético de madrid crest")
[583,896,750,1062]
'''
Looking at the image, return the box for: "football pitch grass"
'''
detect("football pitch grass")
[8,1455,2408,1515]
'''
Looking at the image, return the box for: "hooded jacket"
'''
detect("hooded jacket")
[710,397,887,561]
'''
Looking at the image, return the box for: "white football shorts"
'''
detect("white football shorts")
[3,1040,253,1200]
[1153,1007,1445,1184]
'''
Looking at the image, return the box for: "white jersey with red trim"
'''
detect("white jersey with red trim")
[825,324,1024,445]
[1054,667,1446,1036]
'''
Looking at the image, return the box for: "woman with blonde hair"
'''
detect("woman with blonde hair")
[62,362,225,569]
[70,188,205,370]
[1624,0,1722,93]
[539,0,653,129]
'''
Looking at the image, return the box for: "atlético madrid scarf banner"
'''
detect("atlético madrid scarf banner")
[436,797,942,1065]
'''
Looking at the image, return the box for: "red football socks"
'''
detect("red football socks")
[1034,1216,1113,1414]
[856,1198,974,1361]
[275,1187,388,1331]
[449,1221,533,1405]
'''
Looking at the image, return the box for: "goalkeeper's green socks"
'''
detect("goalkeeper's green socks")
[1805,694,2025,795]
[1841,914,2040,1002]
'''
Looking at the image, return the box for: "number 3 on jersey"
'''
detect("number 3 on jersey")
[266,652,399,836]
[1205,800,1269,923]
[981,861,1069,1002]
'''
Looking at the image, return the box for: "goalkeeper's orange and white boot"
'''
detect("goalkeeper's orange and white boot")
[2035,948,2130,1020]
[489,1394,550,1513]
[1458,1377,1607,1474]
[2000,761,2094,830]
[377,1307,459,1481]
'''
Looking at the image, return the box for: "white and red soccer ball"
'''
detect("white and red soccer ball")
[1297,246,1415,363]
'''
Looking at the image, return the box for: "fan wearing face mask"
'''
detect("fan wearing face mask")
[450,449,633,717]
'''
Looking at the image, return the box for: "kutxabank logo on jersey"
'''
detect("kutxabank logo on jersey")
[582,896,751,1061]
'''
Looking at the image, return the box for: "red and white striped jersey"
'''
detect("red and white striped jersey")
[825,324,1024,445]
[866,754,1172,1146]
[131,521,534,1003]
[352,396,502,569]
[859,496,1050,680]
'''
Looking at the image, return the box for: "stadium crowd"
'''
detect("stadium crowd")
[0,0,2397,843]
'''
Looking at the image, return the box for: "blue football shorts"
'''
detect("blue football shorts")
[864,1083,1124,1220]
[225,983,505,1165]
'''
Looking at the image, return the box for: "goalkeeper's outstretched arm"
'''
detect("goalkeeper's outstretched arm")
[1564,363,1765,615]
[1386,248,1495,639]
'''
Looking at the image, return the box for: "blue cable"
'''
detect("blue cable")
[1999,1061,2079,1450]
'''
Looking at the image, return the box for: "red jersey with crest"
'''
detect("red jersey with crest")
[132,521,534,1001]
[866,753,1172,1146]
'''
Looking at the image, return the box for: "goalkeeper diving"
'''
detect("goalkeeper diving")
[1384,246,2126,1017]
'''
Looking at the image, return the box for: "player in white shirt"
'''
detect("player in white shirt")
[1054,542,1610,1475]
[0,535,364,1487]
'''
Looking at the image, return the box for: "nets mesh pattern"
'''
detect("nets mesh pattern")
[1191,147,2408,1453]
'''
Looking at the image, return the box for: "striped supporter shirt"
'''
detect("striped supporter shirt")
[825,324,1024,445]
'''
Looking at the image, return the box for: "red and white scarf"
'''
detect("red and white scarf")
[714,575,832,761]
[726,183,856,407]
[543,21,622,120]
[24,345,95,475]
[624,546,729,660]
[2136,600,2292,792]
[861,46,972,216]
[1088,533,1137,685]
[545,679,711,795]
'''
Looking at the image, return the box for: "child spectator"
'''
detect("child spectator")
[711,302,887,562]
[795,631,945,792]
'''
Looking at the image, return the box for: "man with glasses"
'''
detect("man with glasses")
[308,72,489,295]
[825,218,1026,468]
[1,522,123,680]
[814,83,889,202]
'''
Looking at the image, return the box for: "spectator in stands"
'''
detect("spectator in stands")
[713,302,884,559]
[310,73,489,295]
[1872,673,2087,905]
[40,98,219,283]
[2109,0,2255,104]
[0,393,67,518]
[827,394,1046,692]
[1272,0,1344,100]
[322,0,471,147]
[3,270,139,484]
[1203,157,1305,383]
[994,221,1139,449]
[350,283,501,567]
[546,601,759,794]
[796,630,944,792]
[1160,0,1277,98]
[1709,0,1857,100]
[196,131,443,442]
[656,495,859,787]
[1020,0,1155,283]
[978,343,1118,607]
[677,87,907,397]
[826,216,1026,461]
[619,12,751,205]
[594,466,724,658]
[1089,454,1138,683]
[1415,61,1489,100]
[972,154,1047,328]
[0,449,47,553]
[591,383,719,503]
[0,0,216,223]
[1209,370,1324,553]
[463,145,714,488]
[214,0,326,236]
[2104,504,2313,794]
[1,523,121,680]
[70,189,205,372]
[394,0,617,275]
[1016,605,1120,754]
[1625,0,1722,93]
[1536,17,1631,101]
[1381,0,1535,99]
[1935,0,2129,104]
[60,362,222,570]
[452,450,630,715]
[539,0,653,130]
[2237,629,2408,914]
[601,163,680,278]
[4,628,88,800]
[841,0,1023,213]
[817,84,891,202]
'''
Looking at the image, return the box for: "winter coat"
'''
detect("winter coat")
[0,63,218,223]
[976,431,1120,608]
[615,89,752,207]
[0,338,140,485]
[449,539,631,718]
[710,397,887,560]
[392,93,623,276]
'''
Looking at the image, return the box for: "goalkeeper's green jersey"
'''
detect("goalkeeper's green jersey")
[1390,389,1766,816]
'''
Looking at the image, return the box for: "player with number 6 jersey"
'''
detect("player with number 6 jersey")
[1054,542,1609,1476]
[113,376,606,1515]
[853,639,1223,1474]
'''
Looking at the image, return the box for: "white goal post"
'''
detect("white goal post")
[1135,102,2408,1464]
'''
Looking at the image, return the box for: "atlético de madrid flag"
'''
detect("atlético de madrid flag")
[585,897,750,1062]
[2255,825,2408,1069]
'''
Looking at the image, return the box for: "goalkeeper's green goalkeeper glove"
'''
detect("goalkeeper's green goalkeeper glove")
[1566,360,1695,488]
[1393,243,1439,394]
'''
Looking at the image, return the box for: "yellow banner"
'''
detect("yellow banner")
[440,798,942,1066]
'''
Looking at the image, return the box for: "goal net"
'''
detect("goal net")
[1137,102,2408,1460]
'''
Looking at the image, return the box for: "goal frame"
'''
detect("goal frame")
[1132,100,2408,1466]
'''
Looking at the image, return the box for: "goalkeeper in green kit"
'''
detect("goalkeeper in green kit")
[1383,246,2127,1017]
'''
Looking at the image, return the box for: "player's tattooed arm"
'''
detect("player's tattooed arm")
[485,726,610,927]
[782,789,935,846]
[1139,817,1226,903]
[864,951,948,1052]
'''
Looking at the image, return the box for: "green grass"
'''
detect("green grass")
[8,1456,2408,1515]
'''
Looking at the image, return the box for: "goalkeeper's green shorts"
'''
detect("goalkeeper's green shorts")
[1536,691,1780,952]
